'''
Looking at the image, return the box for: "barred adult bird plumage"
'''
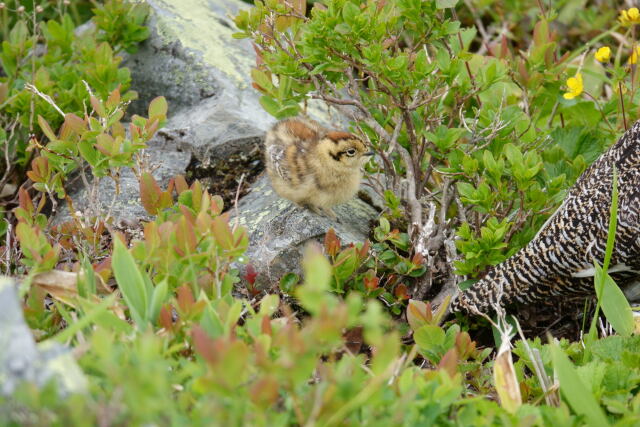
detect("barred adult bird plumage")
[451,121,640,314]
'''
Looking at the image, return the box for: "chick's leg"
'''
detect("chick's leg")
[321,207,337,220]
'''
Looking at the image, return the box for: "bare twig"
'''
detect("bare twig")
[24,83,65,118]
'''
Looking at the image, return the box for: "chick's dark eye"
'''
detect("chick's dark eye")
[346,148,356,156]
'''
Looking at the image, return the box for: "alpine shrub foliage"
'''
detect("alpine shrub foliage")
[235,0,630,299]
[4,0,640,426]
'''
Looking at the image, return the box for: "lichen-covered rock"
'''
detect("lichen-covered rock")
[57,0,273,225]
[237,176,379,288]
[54,138,191,225]
[57,0,381,283]
[0,278,86,396]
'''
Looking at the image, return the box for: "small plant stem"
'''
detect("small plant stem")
[1,4,8,39]
[29,1,38,133]
[583,91,615,132]
[619,81,627,130]
[535,0,546,19]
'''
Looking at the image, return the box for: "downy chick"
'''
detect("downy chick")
[265,117,373,218]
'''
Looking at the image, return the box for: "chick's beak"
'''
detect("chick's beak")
[364,151,375,156]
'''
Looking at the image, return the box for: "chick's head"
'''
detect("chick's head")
[318,131,374,169]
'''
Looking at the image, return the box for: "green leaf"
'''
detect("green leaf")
[594,265,634,337]
[279,273,299,293]
[112,238,148,329]
[52,295,117,343]
[148,279,168,325]
[550,343,610,427]
[77,257,97,298]
[414,324,445,349]
[436,0,459,9]
[342,2,360,22]
[259,95,281,118]
[38,116,57,142]
[148,96,168,118]
[259,294,280,316]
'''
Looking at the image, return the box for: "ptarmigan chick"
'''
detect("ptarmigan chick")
[451,120,640,314]
[265,117,373,218]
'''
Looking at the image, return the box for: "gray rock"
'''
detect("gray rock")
[0,278,86,396]
[57,0,380,284]
[57,0,273,225]
[54,138,191,225]
[236,176,379,288]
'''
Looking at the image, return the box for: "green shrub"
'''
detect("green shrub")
[234,0,637,301]
[0,0,149,217]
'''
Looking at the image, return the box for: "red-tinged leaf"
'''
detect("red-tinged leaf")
[500,35,510,59]
[533,20,549,46]
[95,133,116,156]
[249,375,279,408]
[17,187,34,213]
[179,205,196,224]
[177,285,195,313]
[159,304,174,332]
[129,123,140,140]
[394,283,410,300]
[175,216,197,254]
[261,314,271,335]
[192,300,207,318]
[234,228,248,248]
[0,82,7,104]
[174,175,189,194]
[406,299,432,331]
[245,264,258,285]
[139,172,163,215]
[557,50,571,65]
[191,325,217,365]
[90,96,106,117]
[324,227,341,257]
[166,178,176,195]
[455,331,475,359]
[517,60,529,85]
[145,119,159,138]
[158,190,173,211]
[61,113,86,137]
[411,252,424,266]
[37,115,57,141]
[148,96,168,118]
[211,195,224,214]
[252,82,266,93]
[358,239,370,259]
[438,348,458,378]
[31,156,50,181]
[364,275,379,291]
[111,121,126,138]
[211,215,234,250]
[106,87,121,109]
[251,42,264,63]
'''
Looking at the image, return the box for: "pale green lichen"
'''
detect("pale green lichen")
[38,342,88,394]
[153,0,252,87]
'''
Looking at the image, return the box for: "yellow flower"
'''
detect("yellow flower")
[563,73,583,100]
[620,7,640,25]
[595,46,611,63]
[629,46,640,64]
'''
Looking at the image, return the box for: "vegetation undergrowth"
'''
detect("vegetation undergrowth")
[0,0,639,426]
